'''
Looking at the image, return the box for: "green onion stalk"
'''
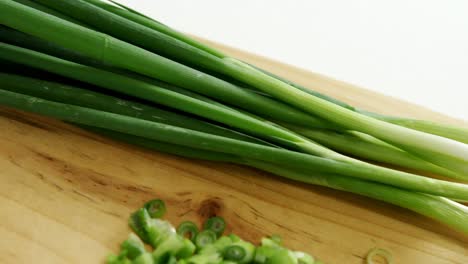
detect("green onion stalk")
[0,43,335,154]
[2,89,468,202]
[1,1,466,179]
[2,0,468,235]
[95,0,468,158]
[248,61,468,145]
[361,110,468,144]
[0,43,346,159]
[0,25,110,68]
[23,0,468,175]
[0,31,459,180]
[6,44,465,186]
[11,0,85,26]
[282,125,461,180]
[0,41,456,179]
[80,128,468,235]
[0,72,269,145]
[0,1,331,131]
[5,25,461,180]
[0,49,464,186]
[2,70,467,194]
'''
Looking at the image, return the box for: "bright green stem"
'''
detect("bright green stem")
[222,58,468,174]
[81,125,241,163]
[0,72,269,145]
[1,0,326,130]
[0,43,339,156]
[363,111,468,144]
[0,26,109,67]
[286,125,463,180]
[69,0,356,132]
[245,57,468,148]
[244,61,355,111]
[12,0,85,26]
[247,161,468,234]
[35,0,226,71]
[2,90,468,200]
[50,0,339,132]
[26,0,468,168]
[82,0,225,58]
[83,127,468,234]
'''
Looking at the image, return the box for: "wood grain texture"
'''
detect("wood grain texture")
[0,39,467,264]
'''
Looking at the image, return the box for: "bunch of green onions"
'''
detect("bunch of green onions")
[1,0,468,235]
[109,199,321,264]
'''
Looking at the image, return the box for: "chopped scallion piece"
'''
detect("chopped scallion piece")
[144,199,166,219]
[194,230,217,249]
[203,217,226,237]
[177,221,199,241]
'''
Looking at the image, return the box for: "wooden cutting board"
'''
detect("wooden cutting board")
[1,38,467,264]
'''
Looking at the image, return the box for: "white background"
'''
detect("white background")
[118,0,467,121]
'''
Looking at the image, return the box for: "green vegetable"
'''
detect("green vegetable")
[260,237,281,248]
[1,89,468,201]
[4,0,467,188]
[0,1,330,131]
[194,230,217,249]
[3,0,468,241]
[0,72,267,145]
[12,0,85,26]
[80,126,241,163]
[246,59,468,147]
[132,253,154,264]
[199,236,234,255]
[107,251,131,264]
[269,235,282,245]
[228,234,241,243]
[144,199,167,219]
[120,233,146,260]
[250,161,468,234]
[364,111,468,144]
[128,208,175,247]
[266,248,297,264]
[184,252,222,264]
[0,26,109,67]
[203,217,226,237]
[223,245,247,261]
[82,0,225,58]
[166,255,178,264]
[223,241,255,263]
[284,125,461,180]
[87,131,468,234]
[0,43,339,156]
[176,239,197,259]
[177,221,199,241]
[152,235,185,263]
[21,0,468,174]
[220,58,468,175]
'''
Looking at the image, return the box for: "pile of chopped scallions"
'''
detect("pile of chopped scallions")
[1,0,468,242]
[108,199,324,264]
